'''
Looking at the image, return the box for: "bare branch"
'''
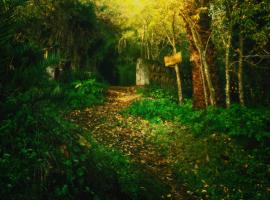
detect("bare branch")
[204,31,213,57]
[243,55,270,59]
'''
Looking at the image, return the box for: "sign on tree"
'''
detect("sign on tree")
[164,52,182,67]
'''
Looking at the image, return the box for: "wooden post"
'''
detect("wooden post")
[164,51,183,104]
[173,48,183,105]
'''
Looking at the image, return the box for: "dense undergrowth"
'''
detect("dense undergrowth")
[124,86,270,199]
[0,59,169,199]
[127,86,270,141]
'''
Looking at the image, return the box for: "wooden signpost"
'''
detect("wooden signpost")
[164,51,183,104]
[164,52,182,67]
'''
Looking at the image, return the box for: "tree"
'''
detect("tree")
[20,0,98,69]
[211,0,270,106]
[180,0,221,108]
[210,0,234,108]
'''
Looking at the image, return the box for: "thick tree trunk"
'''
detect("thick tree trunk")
[238,34,245,106]
[180,6,220,107]
[181,0,225,108]
[188,33,207,109]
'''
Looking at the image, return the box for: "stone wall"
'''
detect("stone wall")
[148,63,176,86]
[136,58,176,87]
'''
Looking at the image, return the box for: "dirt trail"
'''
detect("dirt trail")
[68,86,188,200]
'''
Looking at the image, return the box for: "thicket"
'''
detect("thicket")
[0,1,169,199]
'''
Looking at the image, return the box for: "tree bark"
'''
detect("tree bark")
[225,33,232,108]
[238,34,245,106]
[201,48,217,106]
[180,6,218,108]
[188,32,207,109]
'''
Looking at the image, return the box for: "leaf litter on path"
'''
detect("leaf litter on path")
[68,86,192,200]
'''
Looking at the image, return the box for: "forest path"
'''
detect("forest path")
[68,86,188,199]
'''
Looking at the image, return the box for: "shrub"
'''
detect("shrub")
[0,100,82,199]
[0,97,169,199]
[65,78,106,109]
[136,85,178,102]
[0,58,109,199]
[123,98,178,122]
[125,88,270,141]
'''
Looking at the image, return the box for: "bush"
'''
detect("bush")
[136,85,178,102]
[64,78,106,109]
[181,105,270,141]
[125,88,270,141]
[123,98,178,121]
[0,57,108,199]
[46,68,107,109]
[0,101,82,199]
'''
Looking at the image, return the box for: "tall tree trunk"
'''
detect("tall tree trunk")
[188,31,207,109]
[201,49,217,106]
[238,34,245,106]
[225,32,232,107]
[171,12,183,105]
[180,3,220,108]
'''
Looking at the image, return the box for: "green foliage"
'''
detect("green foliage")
[0,0,171,199]
[62,78,106,109]
[211,0,270,106]
[0,93,168,199]
[0,100,81,199]
[136,85,178,102]
[171,133,270,200]
[0,50,106,199]
[19,0,98,67]
[85,139,170,199]
[125,88,270,141]
[1,0,270,199]
[203,105,270,141]
[0,100,151,199]
[1,58,170,199]
[124,98,178,122]
[124,88,270,199]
